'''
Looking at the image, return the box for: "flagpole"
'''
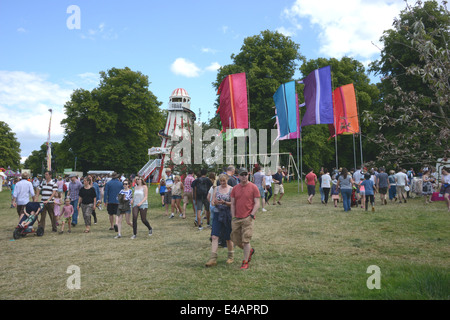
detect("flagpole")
[353,133,357,170]
[246,75,250,170]
[355,88,364,167]
[330,68,338,169]
[47,108,53,172]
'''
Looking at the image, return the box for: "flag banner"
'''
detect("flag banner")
[217,72,248,132]
[273,81,297,137]
[300,66,333,127]
[328,83,359,138]
[274,95,300,143]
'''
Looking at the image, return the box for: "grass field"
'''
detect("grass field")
[0,182,449,300]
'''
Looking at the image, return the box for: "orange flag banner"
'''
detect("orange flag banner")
[329,83,359,138]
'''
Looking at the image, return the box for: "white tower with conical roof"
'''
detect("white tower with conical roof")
[139,88,196,182]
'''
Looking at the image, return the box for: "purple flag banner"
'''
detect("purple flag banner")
[299,66,333,127]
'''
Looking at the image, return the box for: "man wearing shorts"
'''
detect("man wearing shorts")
[193,169,212,230]
[104,172,123,230]
[305,168,317,204]
[272,166,284,205]
[376,167,389,205]
[231,168,260,270]
[12,172,35,219]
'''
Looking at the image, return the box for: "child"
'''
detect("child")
[114,180,133,238]
[60,198,74,234]
[360,173,376,212]
[359,176,366,209]
[18,202,42,229]
[53,192,62,226]
[170,175,183,218]
[331,178,340,207]
[159,179,167,207]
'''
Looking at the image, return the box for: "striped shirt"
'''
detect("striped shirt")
[39,179,58,202]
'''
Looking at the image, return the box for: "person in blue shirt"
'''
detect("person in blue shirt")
[104,172,123,230]
[360,173,377,212]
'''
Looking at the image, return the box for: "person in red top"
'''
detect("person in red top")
[305,168,317,204]
[230,167,260,270]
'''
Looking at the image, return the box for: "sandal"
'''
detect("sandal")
[84,229,90,233]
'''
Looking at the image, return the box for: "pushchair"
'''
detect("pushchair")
[13,202,44,239]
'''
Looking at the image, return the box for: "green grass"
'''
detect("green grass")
[0,182,449,300]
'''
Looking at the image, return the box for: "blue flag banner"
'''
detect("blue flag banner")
[299,66,333,126]
[273,80,297,137]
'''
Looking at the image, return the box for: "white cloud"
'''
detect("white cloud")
[170,58,202,78]
[284,0,405,59]
[81,23,117,40]
[201,47,219,54]
[77,72,100,86]
[276,26,298,37]
[17,27,27,33]
[205,62,221,72]
[0,71,75,158]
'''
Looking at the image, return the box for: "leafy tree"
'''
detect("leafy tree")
[0,121,21,169]
[61,67,165,173]
[367,0,450,167]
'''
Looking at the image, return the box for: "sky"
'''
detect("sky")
[0,0,407,165]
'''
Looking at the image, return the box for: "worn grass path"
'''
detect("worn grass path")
[0,182,449,300]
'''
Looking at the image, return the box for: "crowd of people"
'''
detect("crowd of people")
[308,166,450,213]
[5,163,450,270]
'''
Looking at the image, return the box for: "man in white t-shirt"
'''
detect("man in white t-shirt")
[395,168,409,203]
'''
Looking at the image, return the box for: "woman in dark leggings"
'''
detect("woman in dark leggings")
[131,176,152,239]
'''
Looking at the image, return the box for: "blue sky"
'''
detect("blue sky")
[0,0,407,163]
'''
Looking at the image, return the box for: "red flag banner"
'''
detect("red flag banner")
[329,83,359,138]
[217,73,248,132]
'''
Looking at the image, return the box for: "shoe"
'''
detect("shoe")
[170,213,174,219]
[130,235,136,239]
[248,248,255,262]
[262,208,267,212]
[114,234,121,239]
[226,251,234,264]
[109,227,114,230]
[198,225,203,231]
[372,207,375,212]
[205,253,218,267]
[240,260,249,270]
[114,224,118,232]
[148,228,153,236]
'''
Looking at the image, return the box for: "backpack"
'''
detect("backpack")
[196,177,209,198]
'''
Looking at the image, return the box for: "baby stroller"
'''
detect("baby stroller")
[351,187,358,207]
[13,202,44,239]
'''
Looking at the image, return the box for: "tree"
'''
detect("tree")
[0,121,21,169]
[367,0,450,167]
[61,67,165,173]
